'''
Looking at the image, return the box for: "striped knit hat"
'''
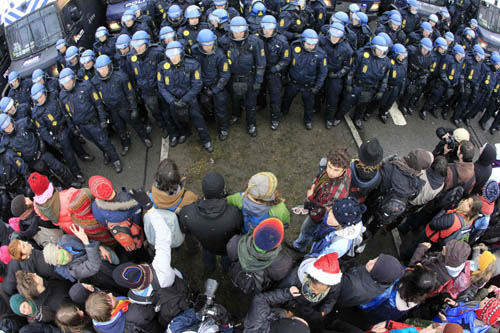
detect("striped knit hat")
[245,172,278,202]
[476,298,500,325]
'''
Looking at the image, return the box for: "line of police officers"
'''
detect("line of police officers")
[0,0,499,213]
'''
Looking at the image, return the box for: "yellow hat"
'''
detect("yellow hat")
[479,251,497,272]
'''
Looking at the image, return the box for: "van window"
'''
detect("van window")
[478,1,500,34]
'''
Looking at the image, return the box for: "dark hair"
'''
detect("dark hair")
[56,304,90,333]
[459,141,475,162]
[154,159,181,193]
[327,147,351,170]
[398,265,438,306]
[463,195,483,220]
[431,156,448,177]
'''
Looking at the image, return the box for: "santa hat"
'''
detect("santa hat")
[306,252,342,286]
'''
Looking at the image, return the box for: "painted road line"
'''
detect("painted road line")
[389,103,407,126]
[391,228,402,258]
[344,115,363,148]
[160,137,170,161]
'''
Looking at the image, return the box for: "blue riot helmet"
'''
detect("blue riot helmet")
[392,43,407,63]
[95,55,113,80]
[348,3,360,13]
[168,5,183,24]
[0,114,12,132]
[330,11,349,25]
[445,31,454,45]
[390,12,402,28]
[420,37,433,56]
[56,39,67,52]
[80,49,96,67]
[130,4,141,17]
[473,44,485,61]
[260,15,277,38]
[464,27,476,40]
[0,97,14,114]
[214,0,228,8]
[453,44,466,62]
[302,29,318,51]
[59,68,76,90]
[357,12,368,26]
[185,5,202,21]
[30,83,47,105]
[131,31,151,54]
[65,46,80,65]
[421,21,432,36]
[95,26,109,41]
[208,9,229,27]
[491,54,500,68]
[428,14,439,25]
[229,16,249,41]
[434,37,448,53]
[116,34,131,53]
[31,69,46,84]
[351,11,361,26]
[160,26,176,46]
[371,35,388,58]
[197,29,217,54]
[8,71,20,89]
[439,8,450,19]
[470,18,478,29]
[251,1,266,16]
[328,22,345,44]
[121,9,136,27]
[165,41,185,64]
[378,32,393,48]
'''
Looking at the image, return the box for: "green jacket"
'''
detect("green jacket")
[226,192,290,226]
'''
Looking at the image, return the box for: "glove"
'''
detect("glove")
[130,109,139,122]
[328,72,338,79]
[310,87,319,95]
[375,92,384,100]
[100,121,108,130]
[205,88,214,96]
[293,33,302,40]
[72,128,81,137]
[345,85,353,94]
[129,188,153,210]
[253,82,261,91]
[174,99,187,108]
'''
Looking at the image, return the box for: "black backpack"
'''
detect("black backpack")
[228,262,268,295]
[435,164,474,211]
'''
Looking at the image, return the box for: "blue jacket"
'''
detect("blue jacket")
[158,57,203,104]
[1,118,40,161]
[91,69,137,111]
[127,46,164,94]
[319,36,353,77]
[259,32,291,71]
[439,54,465,87]
[7,78,31,105]
[406,45,432,82]
[191,45,231,92]
[219,33,266,82]
[93,36,117,58]
[32,91,71,146]
[59,80,107,125]
[347,47,390,92]
[288,40,328,88]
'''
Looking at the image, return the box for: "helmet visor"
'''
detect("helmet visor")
[122,14,134,22]
[130,39,147,48]
[328,27,344,38]
[304,37,318,45]
[59,74,74,86]
[31,90,44,101]
[80,55,93,65]
[96,30,107,39]
[261,22,276,30]
[230,25,247,33]
[166,47,182,58]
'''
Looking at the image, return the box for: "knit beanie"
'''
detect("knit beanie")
[89,176,115,201]
[10,195,27,217]
[43,243,72,266]
[369,254,404,284]
[444,240,471,268]
[270,318,310,333]
[202,172,225,199]
[479,251,497,273]
[9,294,36,317]
[443,323,463,333]
[476,298,500,325]
[69,283,93,307]
[245,172,278,202]
[252,218,284,252]
[112,263,152,290]
[404,149,434,172]
[332,197,366,226]
[483,181,500,203]
[306,252,342,286]
[28,172,50,196]
[68,188,94,216]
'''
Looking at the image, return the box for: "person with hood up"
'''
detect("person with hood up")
[472,143,497,194]
[227,172,290,233]
[308,197,366,259]
[227,218,292,294]
[277,252,343,330]
[409,240,472,296]
[337,254,404,307]
[9,293,59,331]
[349,138,384,204]
[469,181,500,244]
[179,171,243,272]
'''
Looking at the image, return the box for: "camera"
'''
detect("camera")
[442,136,458,152]
[200,279,219,321]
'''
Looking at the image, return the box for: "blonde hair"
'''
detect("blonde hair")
[8,239,22,261]
[85,291,112,322]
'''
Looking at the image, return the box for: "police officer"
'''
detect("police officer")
[130,4,157,38]
[55,39,68,73]
[158,41,213,152]
[407,21,433,46]
[445,31,455,50]
[128,30,170,137]
[455,18,479,40]
[159,26,177,48]
[192,29,231,140]
[0,97,30,122]
[428,37,449,82]
[203,0,239,22]
[160,5,186,29]
[7,72,31,106]
[426,14,442,39]
[308,0,327,31]
[456,28,476,55]
[282,29,327,130]
[400,0,420,35]
[65,46,81,73]
[207,9,230,40]
[92,55,152,155]
[219,16,266,137]
[348,11,372,50]
[375,12,406,45]
[178,5,210,52]
[325,12,358,51]
[114,34,134,79]
[257,15,290,131]
[149,0,170,25]
[31,69,59,94]
[30,83,85,182]
[452,44,486,125]
[367,43,408,123]
[169,0,197,12]
[121,9,152,37]
[398,38,433,118]
[436,8,452,35]
[421,45,466,120]
[0,114,79,187]
[79,49,96,81]
[479,54,500,133]
[320,23,353,128]
[58,68,122,173]
[0,146,30,216]
[93,26,117,58]
[246,1,266,34]
[336,36,390,129]
[278,0,311,41]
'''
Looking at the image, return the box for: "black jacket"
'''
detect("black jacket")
[337,265,393,307]
[473,143,496,194]
[179,199,243,255]
[35,279,73,314]
[379,162,424,201]
[244,288,294,332]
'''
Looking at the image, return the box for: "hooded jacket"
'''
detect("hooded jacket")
[179,198,243,255]
[92,189,142,226]
[473,144,496,194]
[409,168,445,207]
[379,160,425,202]
[53,235,102,282]
[308,222,364,259]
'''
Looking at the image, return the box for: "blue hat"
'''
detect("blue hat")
[464,27,476,39]
[8,71,19,84]
[0,97,14,113]
[492,54,500,66]
[65,46,79,62]
[421,21,432,32]
[428,14,438,23]
[331,11,349,25]
[470,18,478,28]
[168,5,183,19]
[252,218,284,251]
[131,30,150,48]
[56,39,67,50]
[392,43,407,56]
[208,8,229,24]
[421,37,433,51]
[453,44,465,56]
[260,14,277,30]
[95,55,112,69]
[390,13,402,26]
[0,114,12,131]
[332,197,366,226]
[214,0,227,6]
[251,1,266,16]
[483,180,500,203]
[80,49,95,65]
[197,29,216,45]
[31,69,45,83]
[328,22,345,38]
[116,34,131,50]
[349,3,360,12]
[434,37,448,50]
[445,31,455,42]
[121,9,136,24]
[473,44,485,59]
[30,83,46,101]
[407,0,419,7]
[378,32,393,47]
[302,28,318,45]
[230,16,248,33]
[185,5,201,18]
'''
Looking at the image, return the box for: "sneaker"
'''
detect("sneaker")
[143,138,153,148]
[271,121,279,130]
[248,125,257,137]
[219,130,228,141]
[178,135,187,144]
[325,121,333,129]
[76,173,85,183]
[169,137,178,147]
[354,119,363,129]
[229,116,239,125]
[203,141,214,153]
[305,122,312,130]
[113,160,122,174]
[121,146,129,156]
[333,119,341,127]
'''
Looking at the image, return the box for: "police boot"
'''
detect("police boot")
[219,130,229,141]
[103,153,110,165]
[229,116,239,125]
[81,154,95,162]
[76,173,85,184]
[419,109,428,120]
[480,121,487,131]
[363,113,371,122]
[113,160,123,174]
[430,108,439,119]
[178,132,191,144]
[325,121,333,129]
[121,146,130,156]
[490,128,498,135]
[379,113,389,124]
[464,118,471,127]
[143,138,153,148]
[271,121,279,130]
[248,125,257,137]
[203,141,214,153]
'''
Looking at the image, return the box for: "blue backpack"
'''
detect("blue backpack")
[241,206,270,234]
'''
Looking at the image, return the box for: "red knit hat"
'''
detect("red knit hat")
[88,176,115,201]
[476,298,500,325]
[28,172,50,196]
[306,252,342,286]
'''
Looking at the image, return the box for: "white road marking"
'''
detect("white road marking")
[344,115,363,148]
[160,137,170,161]
[391,228,402,258]
[389,102,407,126]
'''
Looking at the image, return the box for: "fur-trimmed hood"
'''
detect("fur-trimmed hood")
[94,198,138,211]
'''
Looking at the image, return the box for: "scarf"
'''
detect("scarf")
[391,157,420,177]
[301,275,330,303]
[112,299,130,318]
[36,190,60,223]
[237,232,281,272]
[19,206,34,221]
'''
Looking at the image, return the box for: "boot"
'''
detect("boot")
[121,146,130,156]
[271,121,279,130]
[203,141,214,153]
[219,130,228,141]
[248,125,257,137]
[113,160,123,174]
[143,138,153,148]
